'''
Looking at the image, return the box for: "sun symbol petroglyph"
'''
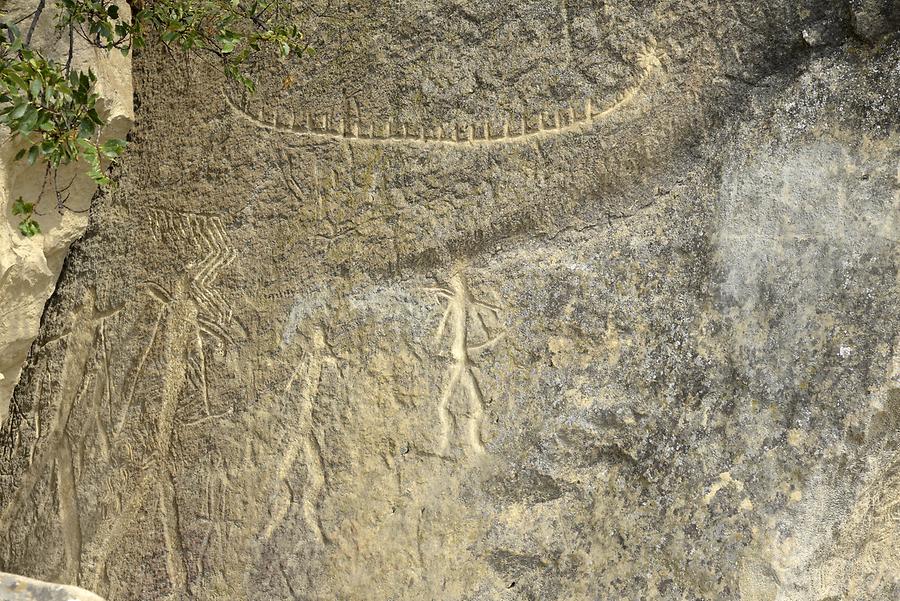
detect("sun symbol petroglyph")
[426,272,505,456]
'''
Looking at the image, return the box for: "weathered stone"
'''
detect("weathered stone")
[0,1,897,600]
[0,573,104,601]
[851,0,900,40]
[0,0,133,420]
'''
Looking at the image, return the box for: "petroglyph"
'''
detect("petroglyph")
[558,0,574,62]
[196,457,237,572]
[146,208,236,328]
[262,327,333,544]
[55,435,82,585]
[4,1,899,599]
[0,289,120,586]
[225,46,664,146]
[157,464,188,593]
[90,427,188,588]
[91,323,114,460]
[138,275,199,593]
[89,469,156,591]
[426,272,505,456]
[118,309,163,436]
[125,248,240,432]
[92,270,239,595]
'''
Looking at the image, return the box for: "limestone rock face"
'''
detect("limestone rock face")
[0,1,898,600]
[0,0,133,419]
[0,572,105,601]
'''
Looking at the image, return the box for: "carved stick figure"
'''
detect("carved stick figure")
[262,327,333,544]
[124,266,236,427]
[427,272,504,456]
[93,270,236,596]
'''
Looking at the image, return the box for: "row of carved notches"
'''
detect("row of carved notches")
[225,79,646,145]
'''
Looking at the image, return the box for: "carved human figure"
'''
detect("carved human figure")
[427,272,504,456]
[261,326,333,545]
[91,269,237,597]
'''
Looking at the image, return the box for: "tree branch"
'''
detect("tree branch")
[25,0,46,45]
[65,24,74,73]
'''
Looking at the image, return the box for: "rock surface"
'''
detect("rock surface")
[1,1,898,600]
[0,0,133,419]
[0,572,105,601]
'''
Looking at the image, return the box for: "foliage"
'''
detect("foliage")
[0,21,124,205]
[56,0,311,90]
[1,0,308,235]
[12,196,40,236]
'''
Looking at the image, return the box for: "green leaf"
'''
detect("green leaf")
[100,138,126,158]
[9,103,28,119]
[5,22,22,43]
[220,37,237,53]
[78,118,96,139]
[18,107,39,134]
[76,138,96,153]
[12,197,33,215]
[26,144,39,165]
[6,71,27,91]
[18,218,41,237]
[88,168,110,185]
[38,117,54,132]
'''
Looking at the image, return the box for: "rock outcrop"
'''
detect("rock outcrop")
[0,1,897,600]
[1,572,105,601]
[0,0,133,420]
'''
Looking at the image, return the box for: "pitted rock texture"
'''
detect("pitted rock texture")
[1,1,898,600]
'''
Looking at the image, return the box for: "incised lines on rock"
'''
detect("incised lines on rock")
[91,211,240,595]
[91,277,198,595]
[147,208,237,329]
[427,273,504,456]
[0,289,121,586]
[225,46,664,146]
[195,454,239,576]
[262,327,334,545]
